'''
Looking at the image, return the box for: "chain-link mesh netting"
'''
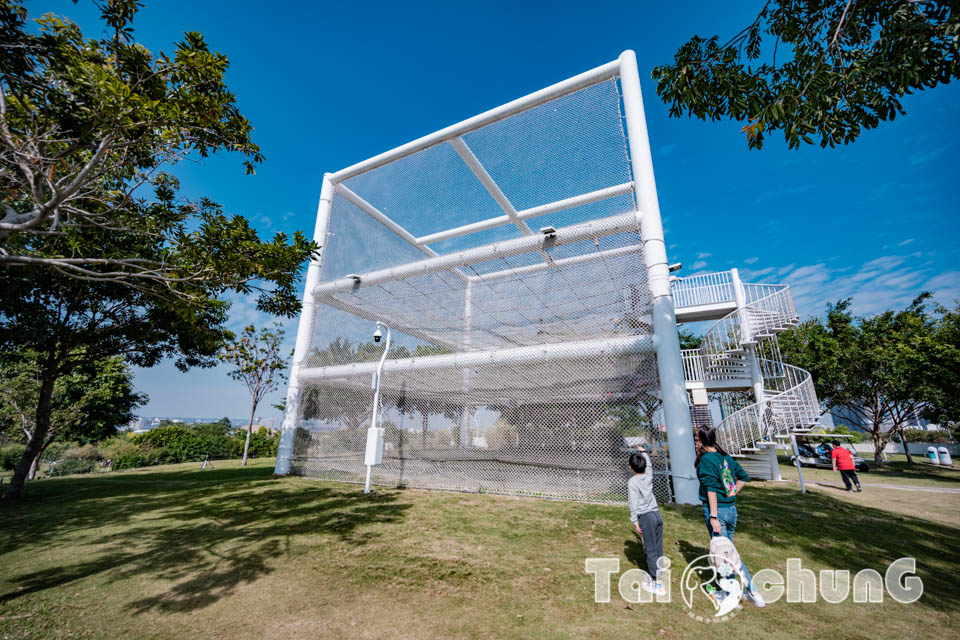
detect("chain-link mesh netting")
[288,77,670,502]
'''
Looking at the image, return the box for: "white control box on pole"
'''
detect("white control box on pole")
[365,425,384,466]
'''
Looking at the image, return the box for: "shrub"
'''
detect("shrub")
[63,444,101,461]
[112,453,150,470]
[99,436,141,460]
[42,441,76,462]
[831,425,864,444]
[133,425,205,460]
[112,447,184,470]
[901,428,952,444]
[0,445,27,471]
[197,433,242,459]
[244,429,280,458]
[49,458,96,476]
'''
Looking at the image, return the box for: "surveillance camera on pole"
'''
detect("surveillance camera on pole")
[364,321,390,493]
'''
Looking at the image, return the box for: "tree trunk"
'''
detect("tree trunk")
[3,371,56,499]
[25,432,57,481]
[896,426,914,464]
[242,401,257,466]
[872,429,885,467]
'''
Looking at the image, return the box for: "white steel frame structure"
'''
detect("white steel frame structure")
[274,50,821,504]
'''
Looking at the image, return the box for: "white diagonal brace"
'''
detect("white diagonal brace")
[318,293,460,351]
[335,183,471,283]
[449,136,553,266]
[415,181,635,246]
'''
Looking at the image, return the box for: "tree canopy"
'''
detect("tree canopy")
[653,1,960,149]
[778,295,960,464]
[0,0,315,313]
[0,350,145,478]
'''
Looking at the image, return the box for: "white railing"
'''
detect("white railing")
[682,349,705,382]
[670,272,733,309]
[715,363,820,455]
[673,271,820,459]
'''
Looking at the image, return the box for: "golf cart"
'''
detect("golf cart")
[790,442,869,472]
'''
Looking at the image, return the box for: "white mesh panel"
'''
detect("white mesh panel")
[290,76,670,503]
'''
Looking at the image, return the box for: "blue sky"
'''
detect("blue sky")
[37,1,960,419]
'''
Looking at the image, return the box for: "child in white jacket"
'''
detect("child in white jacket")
[628,446,665,596]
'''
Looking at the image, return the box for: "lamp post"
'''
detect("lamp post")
[364,321,391,494]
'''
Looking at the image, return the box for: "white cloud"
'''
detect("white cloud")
[696,252,712,260]
[772,254,957,318]
[898,238,915,246]
[744,257,759,265]
[908,145,947,166]
[691,260,709,270]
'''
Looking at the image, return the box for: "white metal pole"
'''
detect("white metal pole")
[416,182,634,245]
[275,174,335,475]
[619,49,698,505]
[790,434,807,493]
[313,211,638,298]
[365,322,391,494]
[298,334,658,381]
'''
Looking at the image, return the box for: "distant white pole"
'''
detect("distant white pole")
[790,434,807,493]
[619,49,699,504]
[275,174,335,475]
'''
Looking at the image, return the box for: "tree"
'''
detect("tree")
[220,324,288,466]
[0,2,314,500]
[0,1,314,307]
[653,1,960,149]
[919,302,960,430]
[0,351,145,478]
[678,329,702,350]
[778,295,960,465]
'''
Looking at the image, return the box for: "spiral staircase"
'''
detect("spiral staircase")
[671,269,822,480]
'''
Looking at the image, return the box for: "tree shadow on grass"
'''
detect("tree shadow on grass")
[779,458,960,485]
[0,464,291,555]
[0,469,411,614]
[737,484,960,612]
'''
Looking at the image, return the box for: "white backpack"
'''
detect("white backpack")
[709,535,743,579]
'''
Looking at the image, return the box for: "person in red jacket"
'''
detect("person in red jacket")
[831,440,862,492]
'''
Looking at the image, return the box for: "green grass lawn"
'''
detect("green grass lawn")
[2,459,958,639]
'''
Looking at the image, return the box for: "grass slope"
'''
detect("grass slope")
[1,459,958,639]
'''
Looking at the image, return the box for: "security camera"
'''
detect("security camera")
[373,327,382,343]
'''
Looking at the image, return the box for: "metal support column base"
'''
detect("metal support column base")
[653,296,699,504]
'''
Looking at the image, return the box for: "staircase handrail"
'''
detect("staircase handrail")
[699,284,796,360]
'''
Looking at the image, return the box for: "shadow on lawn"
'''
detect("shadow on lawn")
[745,486,957,611]
[618,485,959,613]
[0,465,411,613]
[780,458,960,485]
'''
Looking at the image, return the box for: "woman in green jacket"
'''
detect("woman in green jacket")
[696,426,764,607]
